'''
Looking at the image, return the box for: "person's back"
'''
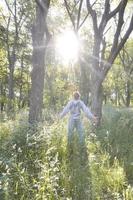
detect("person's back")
[60,91,97,145]
[60,98,94,120]
[69,99,82,119]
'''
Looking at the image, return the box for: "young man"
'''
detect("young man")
[60,91,97,145]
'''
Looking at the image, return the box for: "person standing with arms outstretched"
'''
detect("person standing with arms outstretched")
[60,91,97,145]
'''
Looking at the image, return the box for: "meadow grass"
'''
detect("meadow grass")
[0,107,133,199]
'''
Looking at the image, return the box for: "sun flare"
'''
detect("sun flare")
[56,30,79,63]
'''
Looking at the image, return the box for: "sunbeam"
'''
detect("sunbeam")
[55,30,79,64]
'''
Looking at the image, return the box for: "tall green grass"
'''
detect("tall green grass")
[0,106,133,199]
[98,106,133,182]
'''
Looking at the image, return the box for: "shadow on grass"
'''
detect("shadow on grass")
[66,132,92,200]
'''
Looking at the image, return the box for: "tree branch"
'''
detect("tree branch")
[64,0,75,29]
[103,26,111,36]
[0,9,8,26]
[35,0,50,13]
[18,10,25,27]
[99,0,110,34]
[104,14,133,76]
[112,15,133,62]
[71,0,79,15]
[86,0,98,34]
[78,12,89,30]
[77,0,83,30]
[107,0,122,20]
[110,0,128,57]
[4,0,14,16]
[119,45,133,73]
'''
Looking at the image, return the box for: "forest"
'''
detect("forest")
[0,0,133,199]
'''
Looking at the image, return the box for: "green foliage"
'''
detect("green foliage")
[44,64,76,111]
[0,108,133,199]
[97,106,133,181]
[103,40,133,106]
[87,136,126,199]
[0,121,65,200]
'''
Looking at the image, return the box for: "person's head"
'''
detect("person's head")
[73,91,81,100]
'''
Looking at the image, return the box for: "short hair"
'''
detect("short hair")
[73,91,81,100]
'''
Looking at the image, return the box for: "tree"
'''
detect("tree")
[29,0,51,123]
[119,43,133,107]
[64,0,133,124]
[1,0,29,115]
[86,0,133,121]
[63,0,91,105]
[103,60,124,106]
[15,49,31,109]
[0,8,8,112]
[0,40,7,112]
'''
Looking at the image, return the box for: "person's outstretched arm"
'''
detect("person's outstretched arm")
[80,101,96,120]
[60,101,71,119]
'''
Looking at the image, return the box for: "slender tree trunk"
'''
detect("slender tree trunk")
[6,0,18,115]
[29,1,50,123]
[115,90,118,106]
[7,31,16,114]
[0,81,4,112]
[18,54,24,109]
[7,43,17,115]
[8,66,14,113]
[125,80,131,107]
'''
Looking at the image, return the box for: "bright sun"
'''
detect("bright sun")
[56,30,79,63]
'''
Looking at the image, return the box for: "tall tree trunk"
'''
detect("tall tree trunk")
[90,35,103,123]
[90,73,103,123]
[7,47,17,115]
[29,0,50,123]
[5,0,19,116]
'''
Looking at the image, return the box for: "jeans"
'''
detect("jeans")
[68,117,84,145]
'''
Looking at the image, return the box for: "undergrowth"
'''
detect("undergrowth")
[0,106,133,199]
